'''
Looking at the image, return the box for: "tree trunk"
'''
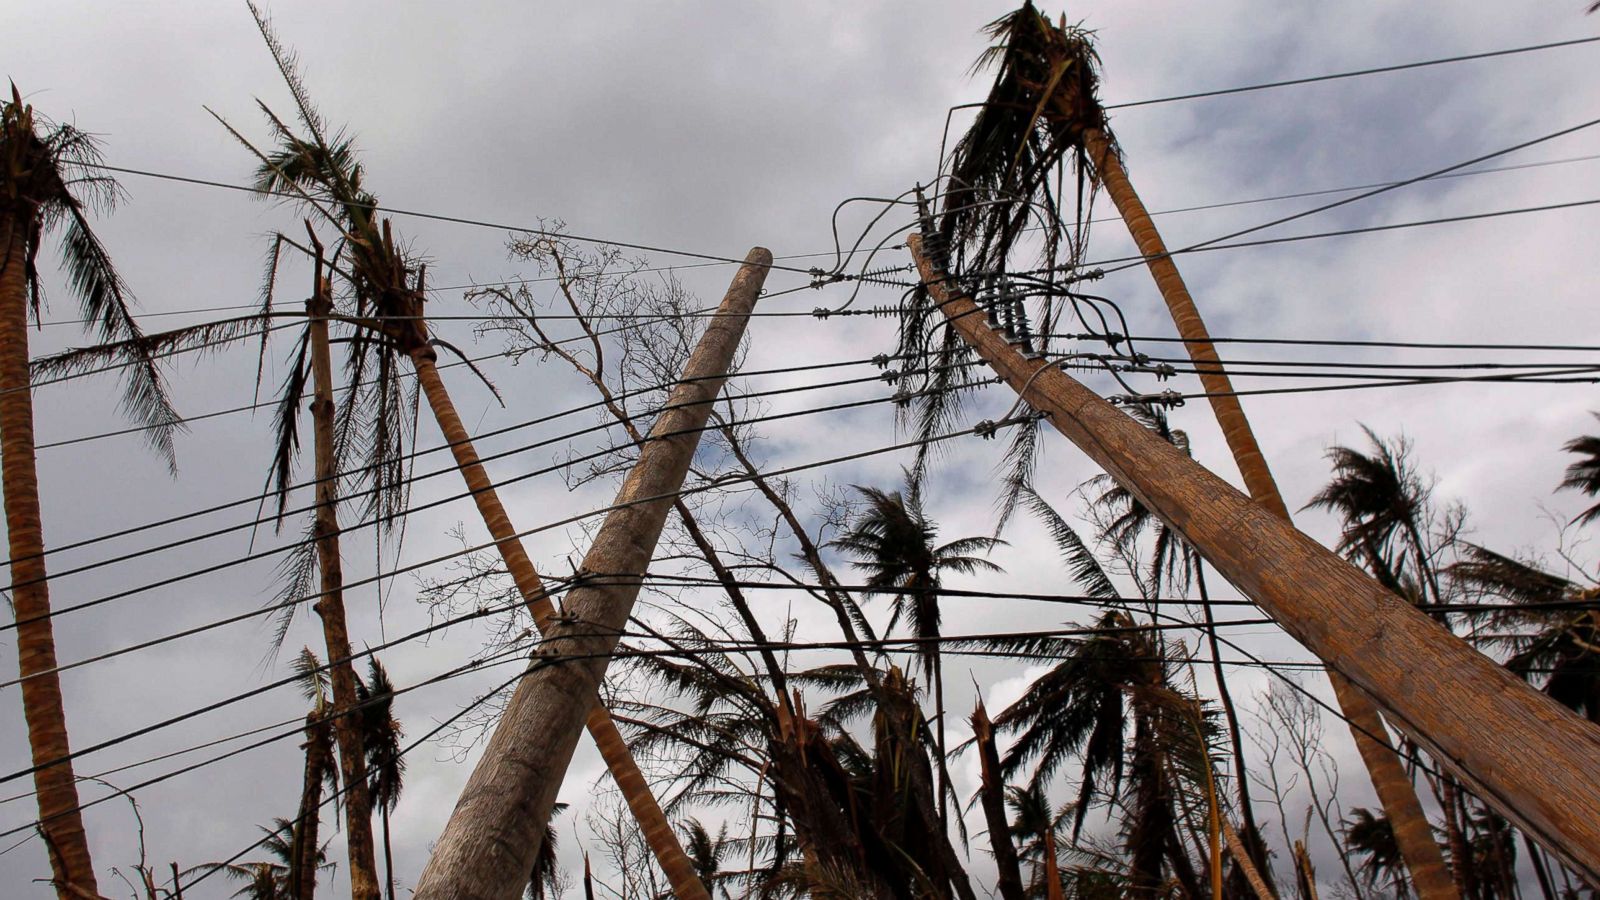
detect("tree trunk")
[1082,128,1460,900]
[910,233,1600,889]
[0,215,99,900]
[413,248,770,900]
[1042,826,1065,900]
[404,327,708,899]
[382,803,396,900]
[972,702,1027,900]
[292,713,333,900]
[1221,817,1278,900]
[305,289,380,900]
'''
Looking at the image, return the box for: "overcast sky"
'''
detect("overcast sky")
[4,2,1600,897]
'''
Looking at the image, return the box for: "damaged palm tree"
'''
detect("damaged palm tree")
[203,6,711,895]
[921,6,1457,896]
[1,84,183,899]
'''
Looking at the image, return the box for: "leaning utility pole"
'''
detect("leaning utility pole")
[908,233,1600,886]
[1078,131,1459,900]
[414,248,771,900]
[305,253,381,900]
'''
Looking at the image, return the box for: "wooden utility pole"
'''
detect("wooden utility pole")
[908,234,1600,885]
[413,248,771,900]
[305,256,381,900]
[1079,131,1458,899]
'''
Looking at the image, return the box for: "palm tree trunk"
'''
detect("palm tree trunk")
[405,344,709,900]
[0,215,100,900]
[382,803,396,900]
[1042,826,1065,900]
[306,291,380,900]
[1082,127,1459,900]
[292,713,333,900]
[972,702,1027,900]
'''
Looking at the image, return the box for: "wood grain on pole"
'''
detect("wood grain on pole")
[413,248,771,900]
[408,343,708,900]
[910,234,1600,885]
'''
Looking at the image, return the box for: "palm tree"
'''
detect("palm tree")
[1303,427,1442,607]
[215,9,706,893]
[990,611,1208,897]
[288,648,340,900]
[1306,429,1479,895]
[1345,808,1413,898]
[1007,783,1068,899]
[1087,403,1272,889]
[678,818,732,898]
[1446,544,1600,723]
[0,85,184,899]
[526,803,568,900]
[187,818,336,900]
[826,475,1005,825]
[357,659,405,900]
[927,7,1456,897]
[1559,414,1600,526]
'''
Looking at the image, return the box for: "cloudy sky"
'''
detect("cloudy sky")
[3,1,1599,896]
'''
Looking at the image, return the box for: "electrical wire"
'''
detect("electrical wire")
[16,335,904,569]
[1103,36,1600,110]
[1,358,989,618]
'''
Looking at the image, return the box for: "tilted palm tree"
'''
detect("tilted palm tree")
[0,85,184,899]
[922,7,1456,897]
[826,475,1004,825]
[212,8,706,893]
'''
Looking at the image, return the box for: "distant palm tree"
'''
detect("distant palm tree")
[991,611,1209,897]
[1345,808,1413,898]
[1,84,183,899]
[826,475,1004,823]
[1447,544,1600,724]
[289,648,340,900]
[1007,782,1067,899]
[186,818,334,900]
[1303,427,1441,606]
[679,818,732,898]
[1559,414,1600,526]
[357,659,405,900]
[526,802,568,900]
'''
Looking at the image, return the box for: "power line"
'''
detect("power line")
[1149,365,1600,404]
[1,392,1026,692]
[2,359,986,615]
[1089,196,1600,270]
[36,151,1599,331]
[1057,331,1600,354]
[1093,112,1600,275]
[18,336,898,566]
[81,161,821,275]
[1103,36,1600,110]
